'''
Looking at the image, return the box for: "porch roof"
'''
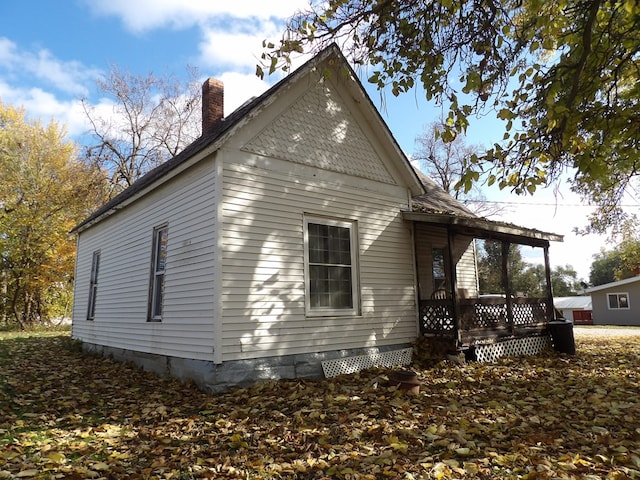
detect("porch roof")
[402,211,563,247]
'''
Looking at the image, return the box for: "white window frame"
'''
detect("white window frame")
[303,215,360,317]
[148,225,168,321]
[86,250,100,320]
[607,292,630,310]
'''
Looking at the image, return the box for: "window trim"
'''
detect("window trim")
[86,250,100,320]
[607,292,630,310]
[303,215,360,317]
[148,225,168,322]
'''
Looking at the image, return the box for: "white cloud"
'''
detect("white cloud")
[0,37,19,64]
[199,25,277,71]
[0,80,91,138]
[215,71,271,115]
[83,0,308,33]
[0,36,101,97]
[197,19,316,84]
[492,194,604,281]
[27,50,98,97]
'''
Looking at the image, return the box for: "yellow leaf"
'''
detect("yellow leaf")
[16,471,38,478]
[464,462,479,474]
[46,452,66,464]
[389,442,408,453]
[92,462,110,471]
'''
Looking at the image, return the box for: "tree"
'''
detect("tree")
[414,121,504,217]
[0,103,106,328]
[588,219,640,285]
[478,240,584,296]
[550,264,583,296]
[589,249,622,286]
[614,219,640,279]
[477,240,534,294]
[81,66,201,195]
[260,0,640,232]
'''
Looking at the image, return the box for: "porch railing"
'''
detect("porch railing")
[419,297,551,340]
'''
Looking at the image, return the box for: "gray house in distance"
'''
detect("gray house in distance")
[584,276,640,326]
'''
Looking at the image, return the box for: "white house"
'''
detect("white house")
[71,44,563,391]
[554,296,592,324]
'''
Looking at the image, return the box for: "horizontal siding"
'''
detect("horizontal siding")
[456,242,479,297]
[415,224,448,299]
[591,283,640,326]
[221,160,417,361]
[414,225,480,299]
[72,157,218,361]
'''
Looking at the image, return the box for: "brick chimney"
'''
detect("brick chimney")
[202,78,224,135]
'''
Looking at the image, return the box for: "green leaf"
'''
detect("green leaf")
[497,108,513,120]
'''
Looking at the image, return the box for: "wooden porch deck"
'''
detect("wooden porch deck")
[419,296,552,345]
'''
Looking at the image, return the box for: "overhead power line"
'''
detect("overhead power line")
[469,200,640,208]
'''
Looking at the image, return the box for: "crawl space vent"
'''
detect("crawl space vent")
[474,335,551,363]
[321,348,412,378]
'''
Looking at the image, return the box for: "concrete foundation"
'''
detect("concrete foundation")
[82,342,410,393]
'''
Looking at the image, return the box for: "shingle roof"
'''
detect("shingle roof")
[72,43,425,233]
[411,168,476,217]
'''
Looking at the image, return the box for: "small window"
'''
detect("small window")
[304,216,359,316]
[149,226,168,321]
[432,247,447,291]
[86,251,100,320]
[607,292,630,310]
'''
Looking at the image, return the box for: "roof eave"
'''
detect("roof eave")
[402,211,563,246]
[584,275,640,293]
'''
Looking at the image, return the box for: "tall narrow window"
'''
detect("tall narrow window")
[432,247,447,291]
[305,216,359,316]
[86,251,100,320]
[149,226,168,321]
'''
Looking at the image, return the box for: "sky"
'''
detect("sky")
[0,0,618,281]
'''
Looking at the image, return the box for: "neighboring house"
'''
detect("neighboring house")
[71,44,563,392]
[553,296,592,324]
[584,276,640,326]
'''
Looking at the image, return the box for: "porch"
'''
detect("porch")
[420,295,550,344]
[403,211,564,358]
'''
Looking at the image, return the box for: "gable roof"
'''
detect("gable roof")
[71,43,425,234]
[584,275,640,293]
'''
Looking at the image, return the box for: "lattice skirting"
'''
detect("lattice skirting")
[321,348,412,378]
[474,334,551,362]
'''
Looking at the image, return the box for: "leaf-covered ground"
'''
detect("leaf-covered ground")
[1,329,639,479]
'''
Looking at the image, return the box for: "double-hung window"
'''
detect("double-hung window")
[304,216,359,316]
[86,250,100,320]
[607,292,629,310]
[149,225,168,321]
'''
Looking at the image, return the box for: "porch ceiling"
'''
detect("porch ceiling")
[402,211,563,247]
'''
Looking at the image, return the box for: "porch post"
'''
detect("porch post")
[501,241,514,332]
[543,243,554,321]
[447,228,460,344]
